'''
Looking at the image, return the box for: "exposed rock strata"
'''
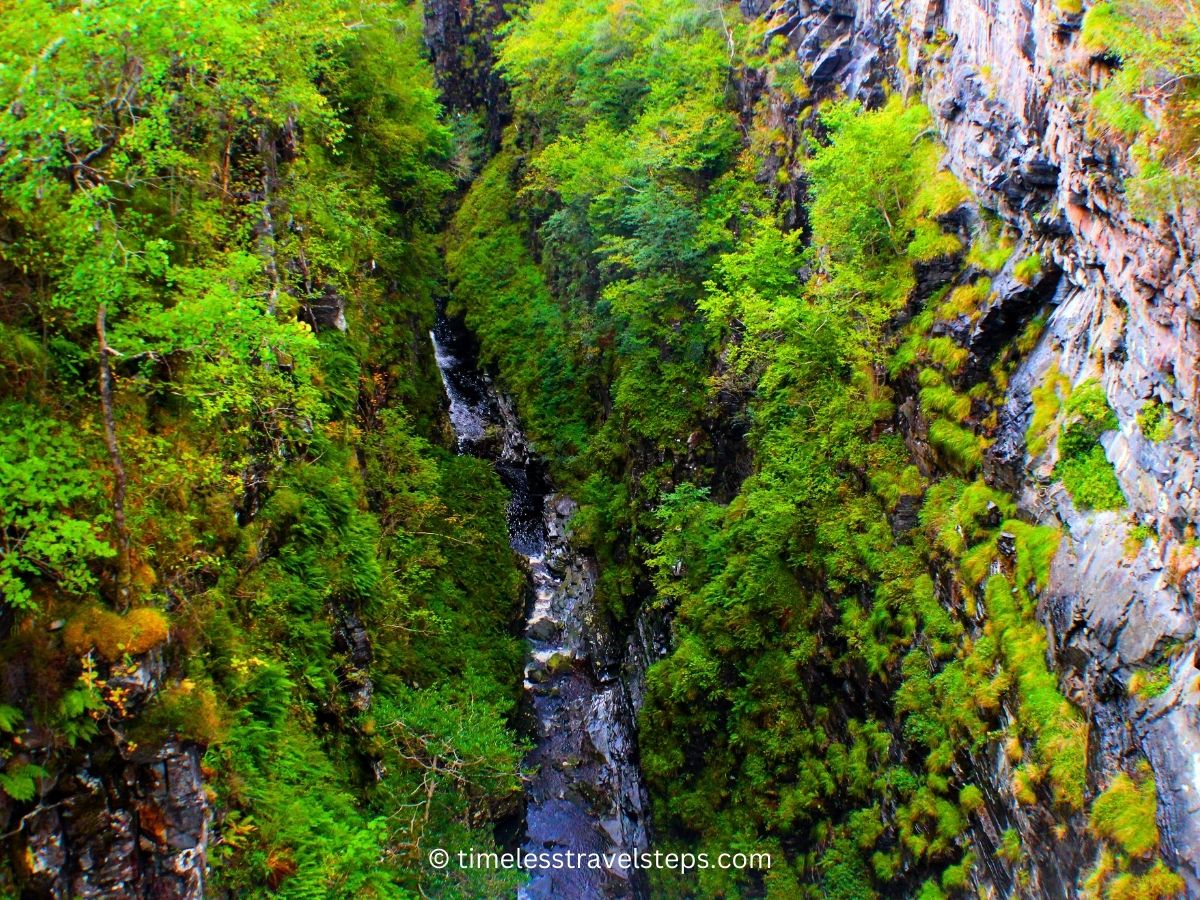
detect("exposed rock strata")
[749,0,1200,889]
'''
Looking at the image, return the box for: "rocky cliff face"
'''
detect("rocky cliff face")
[423,0,510,148]
[10,649,209,899]
[749,0,1199,890]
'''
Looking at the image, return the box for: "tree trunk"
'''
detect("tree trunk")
[96,303,133,609]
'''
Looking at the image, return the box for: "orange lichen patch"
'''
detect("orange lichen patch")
[137,801,169,846]
[63,606,170,661]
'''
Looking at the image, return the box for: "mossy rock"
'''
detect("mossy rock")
[63,605,170,661]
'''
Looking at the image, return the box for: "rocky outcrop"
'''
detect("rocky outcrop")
[9,650,209,899]
[423,0,510,149]
[750,0,1200,891]
[918,0,1200,887]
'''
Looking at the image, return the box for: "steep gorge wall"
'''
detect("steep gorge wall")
[751,0,1199,890]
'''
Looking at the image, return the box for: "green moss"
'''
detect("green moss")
[62,606,171,662]
[920,478,1014,558]
[1026,366,1069,458]
[927,336,970,374]
[958,784,984,814]
[912,169,971,219]
[1125,523,1157,557]
[1013,252,1044,284]
[1105,861,1187,899]
[920,380,972,423]
[1090,764,1160,857]
[929,419,985,472]
[1031,378,1127,510]
[935,278,991,321]
[1081,1,1200,215]
[1058,445,1126,510]
[140,679,226,745]
[908,221,964,262]
[998,827,1022,862]
[986,575,1086,808]
[1130,665,1173,700]
[1138,400,1173,442]
[941,852,973,890]
[1008,519,1061,592]
[967,215,1015,273]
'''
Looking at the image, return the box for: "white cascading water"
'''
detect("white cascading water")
[430,310,649,899]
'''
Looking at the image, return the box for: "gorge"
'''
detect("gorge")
[0,0,1197,897]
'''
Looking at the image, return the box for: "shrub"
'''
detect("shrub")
[0,411,115,611]
[1058,446,1126,510]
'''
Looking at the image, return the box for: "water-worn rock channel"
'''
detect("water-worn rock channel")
[431,310,650,898]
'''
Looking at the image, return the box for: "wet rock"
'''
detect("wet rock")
[810,34,851,82]
[431,305,649,898]
[770,0,1200,888]
[21,741,209,899]
[333,607,374,713]
[889,493,923,538]
[960,253,1063,383]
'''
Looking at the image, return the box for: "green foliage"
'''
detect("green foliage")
[63,606,171,662]
[807,98,951,324]
[1138,400,1174,442]
[1055,380,1125,510]
[1090,764,1160,857]
[1057,445,1126,510]
[1026,372,1126,509]
[935,278,992,323]
[0,0,524,895]
[984,574,1086,808]
[0,763,48,802]
[444,150,593,461]
[999,827,1022,863]
[929,419,985,472]
[966,216,1015,272]
[1126,523,1157,557]
[1130,664,1173,701]
[1082,2,1200,214]
[958,784,984,814]
[1013,253,1044,284]
[1026,365,1069,458]
[1103,860,1186,899]
[0,410,114,610]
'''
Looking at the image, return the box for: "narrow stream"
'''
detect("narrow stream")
[431,310,650,899]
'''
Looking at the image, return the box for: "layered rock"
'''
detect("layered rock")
[10,650,209,899]
[750,0,1200,889]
